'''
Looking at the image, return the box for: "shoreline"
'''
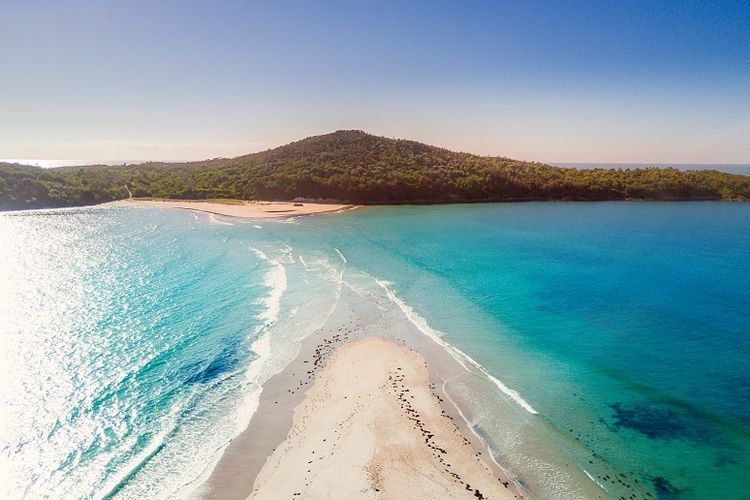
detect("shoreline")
[195,285,525,500]
[192,269,644,499]
[252,336,518,499]
[106,198,356,219]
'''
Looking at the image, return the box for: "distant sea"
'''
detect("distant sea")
[2,202,749,499]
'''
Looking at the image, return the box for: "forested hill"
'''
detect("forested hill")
[2,130,749,210]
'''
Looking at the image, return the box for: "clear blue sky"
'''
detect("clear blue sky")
[1,0,748,163]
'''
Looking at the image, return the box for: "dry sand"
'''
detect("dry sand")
[107,199,353,218]
[250,336,517,500]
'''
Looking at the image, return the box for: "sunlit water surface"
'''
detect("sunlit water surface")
[1,202,749,499]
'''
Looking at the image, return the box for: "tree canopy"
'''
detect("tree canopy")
[2,130,749,210]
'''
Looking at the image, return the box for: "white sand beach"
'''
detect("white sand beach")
[108,199,353,218]
[250,336,516,499]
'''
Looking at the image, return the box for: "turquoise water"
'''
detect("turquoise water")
[311,203,750,499]
[1,208,276,497]
[2,202,749,498]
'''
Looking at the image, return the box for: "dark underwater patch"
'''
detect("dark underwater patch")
[651,476,681,499]
[185,348,241,385]
[607,402,709,441]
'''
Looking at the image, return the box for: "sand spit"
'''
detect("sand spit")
[250,336,517,500]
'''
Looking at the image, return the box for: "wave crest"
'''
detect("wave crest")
[375,279,538,415]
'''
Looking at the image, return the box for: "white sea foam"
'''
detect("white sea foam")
[334,248,347,263]
[98,410,177,499]
[375,279,538,415]
[243,333,272,400]
[440,378,523,491]
[279,245,294,264]
[178,247,290,495]
[584,469,609,493]
[243,245,289,384]
[248,247,288,325]
[181,247,293,499]
[208,213,233,225]
[238,247,289,418]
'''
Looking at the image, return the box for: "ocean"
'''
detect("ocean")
[2,202,749,499]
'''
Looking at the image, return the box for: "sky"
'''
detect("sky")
[1,0,749,164]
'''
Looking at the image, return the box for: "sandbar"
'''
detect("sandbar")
[250,336,516,499]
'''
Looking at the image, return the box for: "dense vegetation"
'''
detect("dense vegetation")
[2,130,749,210]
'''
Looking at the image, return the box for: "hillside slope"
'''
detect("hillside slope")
[2,130,749,210]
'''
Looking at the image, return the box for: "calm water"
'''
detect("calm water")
[2,202,749,499]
